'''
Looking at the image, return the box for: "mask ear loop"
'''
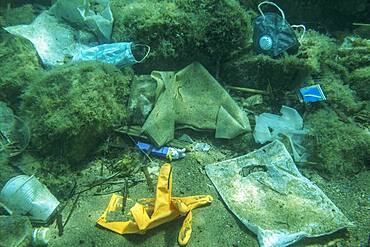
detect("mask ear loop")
[291,24,306,42]
[132,44,151,63]
[258,1,285,20]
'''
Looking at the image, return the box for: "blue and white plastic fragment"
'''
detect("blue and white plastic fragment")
[299,84,326,102]
[73,42,150,67]
[136,141,186,161]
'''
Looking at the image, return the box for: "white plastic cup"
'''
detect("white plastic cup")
[0,175,59,223]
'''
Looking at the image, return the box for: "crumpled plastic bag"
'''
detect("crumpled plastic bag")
[128,75,157,125]
[97,163,213,246]
[49,0,113,42]
[4,0,113,67]
[142,62,251,146]
[0,102,30,157]
[206,140,352,247]
[254,105,308,161]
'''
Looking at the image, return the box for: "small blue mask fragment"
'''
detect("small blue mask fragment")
[73,42,143,67]
[299,84,326,102]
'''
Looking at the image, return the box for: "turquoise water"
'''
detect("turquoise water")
[0,1,369,246]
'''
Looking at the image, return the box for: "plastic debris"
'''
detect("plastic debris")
[142,62,251,146]
[32,227,50,246]
[4,0,114,67]
[0,215,33,247]
[178,134,211,152]
[299,84,326,102]
[254,105,308,161]
[253,1,304,57]
[49,0,113,42]
[0,215,50,247]
[205,140,352,247]
[128,75,157,125]
[0,175,60,224]
[72,42,150,67]
[242,94,264,107]
[136,141,186,161]
[0,102,30,157]
[97,163,213,246]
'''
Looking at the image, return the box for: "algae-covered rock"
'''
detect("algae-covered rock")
[0,33,41,107]
[0,4,41,108]
[111,0,252,73]
[304,109,370,175]
[316,73,362,114]
[297,30,338,75]
[337,36,370,72]
[21,62,133,165]
[0,4,35,26]
[222,53,312,91]
[349,66,370,100]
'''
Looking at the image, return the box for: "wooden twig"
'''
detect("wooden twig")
[62,194,80,229]
[352,23,370,27]
[56,213,64,236]
[73,172,120,196]
[225,85,269,95]
[121,179,129,214]
[115,126,192,150]
[141,165,154,192]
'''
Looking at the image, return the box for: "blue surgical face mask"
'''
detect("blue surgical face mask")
[73,42,150,67]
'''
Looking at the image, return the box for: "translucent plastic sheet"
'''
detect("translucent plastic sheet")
[254,106,308,161]
[0,102,30,156]
[206,140,352,247]
[4,0,113,67]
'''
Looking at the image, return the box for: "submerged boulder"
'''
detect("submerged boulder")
[110,0,252,73]
[304,109,370,175]
[21,62,133,165]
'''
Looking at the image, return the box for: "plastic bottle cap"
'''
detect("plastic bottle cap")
[32,227,50,246]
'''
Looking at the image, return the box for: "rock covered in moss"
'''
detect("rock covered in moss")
[304,109,370,175]
[297,30,338,75]
[21,62,133,165]
[0,4,35,26]
[349,66,370,100]
[110,0,252,72]
[337,36,370,72]
[316,73,362,114]
[0,32,41,107]
[222,53,312,91]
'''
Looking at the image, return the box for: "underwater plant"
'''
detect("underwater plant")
[349,66,370,101]
[304,109,370,175]
[296,30,338,76]
[0,33,41,108]
[0,4,35,26]
[221,53,312,91]
[337,36,370,72]
[0,5,41,108]
[21,62,133,165]
[110,0,252,73]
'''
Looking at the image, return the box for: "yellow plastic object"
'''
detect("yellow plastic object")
[97,163,213,245]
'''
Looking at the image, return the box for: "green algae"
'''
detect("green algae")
[110,0,252,73]
[349,66,370,100]
[304,109,370,175]
[222,53,312,91]
[21,62,133,165]
[0,33,41,108]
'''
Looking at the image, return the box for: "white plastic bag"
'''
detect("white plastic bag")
[206,141,352,247]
